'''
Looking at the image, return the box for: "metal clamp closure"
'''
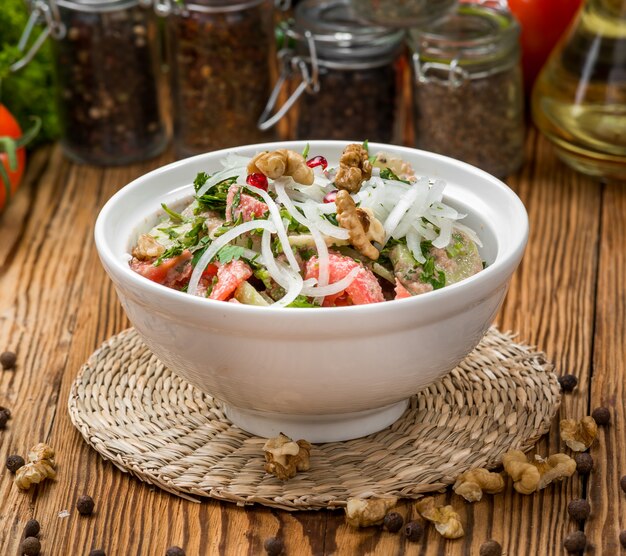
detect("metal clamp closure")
[257,30,319,131]
[412,53,469,88]
[10,0,65,73]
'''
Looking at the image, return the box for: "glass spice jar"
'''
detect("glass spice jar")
[348,0,457,29]
[408,3,525,178]
[164,0,276,158]
[260,0,406,143]
[49,0,167,165]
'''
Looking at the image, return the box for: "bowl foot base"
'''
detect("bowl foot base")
[223,399,410,443]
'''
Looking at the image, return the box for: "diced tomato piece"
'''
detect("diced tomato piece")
[130,250,193,288]
[225,184,268,222]
[394,278,412,300]
[305,253,385,306]
[209,259,253,301]
[202,263,218,278]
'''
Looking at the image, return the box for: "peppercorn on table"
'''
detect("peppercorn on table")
[0,128,624,555]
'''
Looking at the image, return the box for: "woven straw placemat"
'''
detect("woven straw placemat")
[68,327,560,511]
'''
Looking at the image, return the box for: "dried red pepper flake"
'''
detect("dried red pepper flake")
[246,173,268,191]
[323,190,338,204]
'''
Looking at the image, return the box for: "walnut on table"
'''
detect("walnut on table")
[15,443,57,490]
[335,143,372,193]
[453,468,505,502]
[344,497,398,528]
[335,190,385,261]
[263,433,312,481]
[248,149,314,185]
[560,416,598,452]
[416,498,464,539]
[502,450,576,494]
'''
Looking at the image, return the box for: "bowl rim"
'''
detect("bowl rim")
[94,140,528,316]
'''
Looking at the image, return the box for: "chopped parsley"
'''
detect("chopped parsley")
[301,143,310,158]
[419,241,446,290]
[196,175,238,213]
[161,203,185,222]
[446,233,466,259]
[287,296,319,308]
[380,167,410,184]
[217,245,245,264]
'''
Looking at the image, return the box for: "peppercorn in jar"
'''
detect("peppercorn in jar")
[409,2,525,178]
[259,0,406,143]
[164,0,277,158]
[49,0,167,165]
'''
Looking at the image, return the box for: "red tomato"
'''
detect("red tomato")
[508,0,582,92]
[209,260,253,301]
[0,104,26,212]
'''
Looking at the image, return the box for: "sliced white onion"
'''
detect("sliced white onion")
[188,220,276,296]
[196,165,247,197]
[300,202,349,240]
[432,217,453,249]
[383,185,421,244]
[301,267,360,297]
[261,230,304,307]
[453,222,483,247]
[243,184,300,273]
[274,183,330,289]
[406,226,425,264]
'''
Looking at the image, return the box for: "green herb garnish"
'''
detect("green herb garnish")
[161,203,185,222]
[217,245,245,264]
[287,296,319,308]
[380,167,410,184]
[302,143,310,158]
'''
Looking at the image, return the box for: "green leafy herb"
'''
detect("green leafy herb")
[280,208,309,233]
[161,203,185,222]
[157,227,180,240]
[302,143,310,158]
[322,212,339,227]
[153,244,184,267]
[190,236,211,267]
[419,241,446,290]
[193,172,209,192]
[196,176,238,213]
[362,139,369,152]
[217,245,245,264]
[287,296,319,308]
[446,233,466,258]
[380,167,410,184]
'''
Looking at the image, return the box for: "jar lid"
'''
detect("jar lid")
[292,0,404,63]
[349,0,457,29]
[409,3,519,68]
[55,0,139,12]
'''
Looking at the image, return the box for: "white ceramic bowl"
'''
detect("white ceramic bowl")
[95,141,528,442]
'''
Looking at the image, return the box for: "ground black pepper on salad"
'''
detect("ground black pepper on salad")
[129,143,484,307]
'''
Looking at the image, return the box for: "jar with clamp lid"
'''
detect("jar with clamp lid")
[259,0,406,143]
[161,0,277,158]
[23,0,167,165]
[409,2,524,178]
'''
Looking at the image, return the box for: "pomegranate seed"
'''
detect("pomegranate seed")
[246,173,268,191]
[323,190,338,203]
[307,155,328,170]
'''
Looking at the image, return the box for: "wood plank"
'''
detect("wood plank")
[587,181,626,554]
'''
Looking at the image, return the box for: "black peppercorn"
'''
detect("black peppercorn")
[383,512,404,533]
[89,550,105,556]
[591,407,610,426]
[558,374,578,392]
[23,519,40,538]
[479,540,503,556]
[6,454,25,473]
[0,411,8,430]
[404,520,424,542]
[76,494,95,515]
[165,547,185,556]
[619,530,626,549]
[21,536,41,556]
[0,351,16,370]
[574,453,594,475]
[620,475,626,494]
[567,499,591,521]
[563,531,586,553]
[263,537,284,556]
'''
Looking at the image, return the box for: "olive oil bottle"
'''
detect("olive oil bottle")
[532,0,626,179]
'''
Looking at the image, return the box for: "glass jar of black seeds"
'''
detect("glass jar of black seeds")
[408,3,524,178]
[49,0,167,165]
[164,0,276,158]
[261,0,405,143]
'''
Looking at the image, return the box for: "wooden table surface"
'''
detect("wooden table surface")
[0,129,624,556]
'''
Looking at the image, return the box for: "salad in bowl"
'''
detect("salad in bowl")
[129,142,484,308]
[95,141,527,442]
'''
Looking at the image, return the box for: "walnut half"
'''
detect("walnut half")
[560,416,598,452]
[263,433,312,480]
[335,190,385,261]
[453,468,505,502]
[132,233,165,260]
[248,149,314,185]
[345,497,397,527]
[335,144,372,193]
[15,443,57,490]
[502,450,576,494]
[416,498,464,539]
